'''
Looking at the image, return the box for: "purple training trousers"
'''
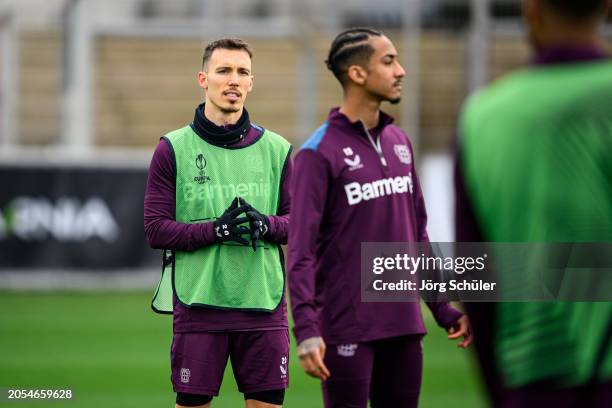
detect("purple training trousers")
[322,335,424,408]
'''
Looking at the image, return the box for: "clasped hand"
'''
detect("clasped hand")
[213,197,269,251]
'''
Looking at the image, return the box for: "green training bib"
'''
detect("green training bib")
[152,124,291,313]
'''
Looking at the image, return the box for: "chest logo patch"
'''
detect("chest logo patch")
[194,153,211,184]
[393,144,412,165]
[343,146,363,171]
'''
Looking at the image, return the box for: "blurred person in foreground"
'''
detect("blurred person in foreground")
[144,38,292,408]
[288,28,472,408]
[456,0,612,407]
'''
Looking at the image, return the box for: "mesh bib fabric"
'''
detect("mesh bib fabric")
[151,251,173,313]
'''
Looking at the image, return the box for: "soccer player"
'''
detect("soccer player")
[288,28,472,408]
[456,0,612,406]
[144,38,292,408]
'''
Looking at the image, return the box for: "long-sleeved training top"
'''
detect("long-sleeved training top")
[288,108,462,345]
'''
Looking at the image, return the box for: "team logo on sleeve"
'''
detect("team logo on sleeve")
[342,146,363,171]
[393,144,412,165]
[337,344,358,357]
[194,153,211,184]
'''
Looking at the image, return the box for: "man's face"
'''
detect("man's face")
[198,48,253,114]
[363,36,405,104]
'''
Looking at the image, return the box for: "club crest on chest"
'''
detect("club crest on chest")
[393,144,412,165]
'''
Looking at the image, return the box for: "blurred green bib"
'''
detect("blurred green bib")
[152,124,291,313]
[460,61,612,387]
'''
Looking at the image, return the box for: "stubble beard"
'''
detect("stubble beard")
[380,93,402,105]
[211,98,242,114]
[370,88,402,105]
[220,105,241,114]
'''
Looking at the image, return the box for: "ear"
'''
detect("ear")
[247,74,254,93]
[197,71,208,91]
[347,65,368,86]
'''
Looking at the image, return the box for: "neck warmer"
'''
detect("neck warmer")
[192,103,251,147]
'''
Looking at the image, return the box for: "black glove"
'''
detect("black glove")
[238,198,270,251]
[213,197,250,245]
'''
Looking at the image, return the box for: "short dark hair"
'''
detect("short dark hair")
[325,28,383,87]
[544,0,608,19]
[202,38,253,70]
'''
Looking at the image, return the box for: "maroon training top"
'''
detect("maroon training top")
[288,108,462,345]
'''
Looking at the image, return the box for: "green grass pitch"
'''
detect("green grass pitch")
[0,292,486,407]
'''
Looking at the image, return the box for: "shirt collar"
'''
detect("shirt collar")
[328,107,395,130]
[533,44,609,66]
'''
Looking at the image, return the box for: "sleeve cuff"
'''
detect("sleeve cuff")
[435,304,464,329]
[266,215,275,236]
[293,325,321,345]
[200,221,217,245]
